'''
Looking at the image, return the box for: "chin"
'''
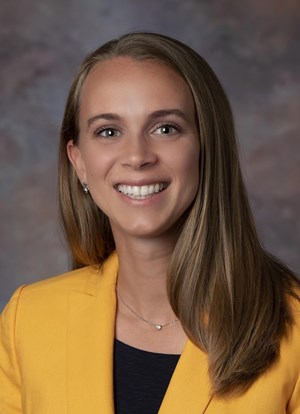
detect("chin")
[112,218,180,241]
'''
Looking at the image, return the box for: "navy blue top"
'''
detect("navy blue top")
[114,339,180,414]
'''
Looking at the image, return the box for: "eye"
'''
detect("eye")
[153,124,179,136]
[95,127,121,138]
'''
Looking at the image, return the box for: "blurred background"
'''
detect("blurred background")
[0,0,299,310]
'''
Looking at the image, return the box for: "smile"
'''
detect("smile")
[116,183,169,199]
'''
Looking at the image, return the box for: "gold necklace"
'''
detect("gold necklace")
[116,288,179,331]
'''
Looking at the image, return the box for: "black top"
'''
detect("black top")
[114,339,180,414]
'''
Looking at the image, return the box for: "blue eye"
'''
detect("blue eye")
[96,128,121,138]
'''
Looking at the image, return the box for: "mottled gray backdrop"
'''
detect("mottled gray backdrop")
[1,0,299,310]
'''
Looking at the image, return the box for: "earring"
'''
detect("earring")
[82,182,89,194]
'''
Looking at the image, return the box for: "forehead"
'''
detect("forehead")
[84,56,185,87]
[79,57,195,114]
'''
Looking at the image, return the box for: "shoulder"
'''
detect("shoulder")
[284,290,300,350]
[19,265,100,300]
[273,292,300,389]
[269,292,300,411]
[20,251,117,295]
[1,252,118,321]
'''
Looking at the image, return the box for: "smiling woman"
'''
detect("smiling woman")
[1,32,300,414]
[66,57,199,241]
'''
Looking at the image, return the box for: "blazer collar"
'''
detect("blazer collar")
[158,341,212,414]
[66,253,118,414]
[66,252,212,414]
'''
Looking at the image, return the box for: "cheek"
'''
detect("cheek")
[184,148,199,171]
[178,146,200,199]
[82,149,115,181]
[174,145,200,180]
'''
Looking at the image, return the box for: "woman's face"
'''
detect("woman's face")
[68,57,200,241]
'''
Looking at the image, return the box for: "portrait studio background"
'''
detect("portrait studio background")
[0,0,299,310]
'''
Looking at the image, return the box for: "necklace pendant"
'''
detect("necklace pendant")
[155,324,163,330]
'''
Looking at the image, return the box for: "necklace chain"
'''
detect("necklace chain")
[116,287,179,331]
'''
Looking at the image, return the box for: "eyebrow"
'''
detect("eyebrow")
[87,109,188,128]
[87,113,121,127]
[148,109,188,121]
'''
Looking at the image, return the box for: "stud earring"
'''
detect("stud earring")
[82,182,89,194]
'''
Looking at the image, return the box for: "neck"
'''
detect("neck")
[113,230,187,354]
[114,232,176,322]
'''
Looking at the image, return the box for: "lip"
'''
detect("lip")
[113,179,171,187]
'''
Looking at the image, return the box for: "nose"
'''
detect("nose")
[121,135,158,170]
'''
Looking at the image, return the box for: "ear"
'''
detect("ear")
[67,140,87,183]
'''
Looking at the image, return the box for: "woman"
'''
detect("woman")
[1,32,299,414]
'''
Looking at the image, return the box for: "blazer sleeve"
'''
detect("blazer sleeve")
[288,377,300,413]
[287,348,300,413]
[287,299,300,414]
[0,286,25,414]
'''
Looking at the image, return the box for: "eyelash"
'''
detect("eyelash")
[94,122,181,138]
[94,126,120,138]
[153,122,180,135]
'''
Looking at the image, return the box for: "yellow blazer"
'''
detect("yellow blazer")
[1,252,300,413]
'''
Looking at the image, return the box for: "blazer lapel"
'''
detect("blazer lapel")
[159,340,213,414]
[65,252,212,413]
[66,254,118,414]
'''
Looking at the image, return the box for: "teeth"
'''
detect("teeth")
[133,186,139,196]
[140,186,148,196]
[117,183,167,198]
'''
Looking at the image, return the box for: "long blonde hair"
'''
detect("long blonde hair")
[58,32,299,396]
